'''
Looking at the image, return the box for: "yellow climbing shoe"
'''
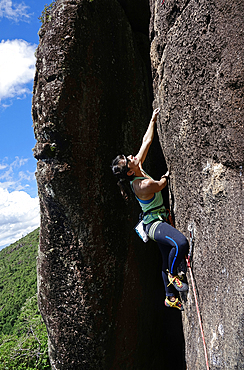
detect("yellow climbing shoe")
[165,297,184,311]
[167,274,189,292]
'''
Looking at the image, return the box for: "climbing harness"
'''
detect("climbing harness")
[143,205,174,226]
[134,204,165,243]
[187,225,210,370]
[134,205,174,242]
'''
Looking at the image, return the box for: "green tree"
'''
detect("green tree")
[0,229,51,369]
[0,294,51,369]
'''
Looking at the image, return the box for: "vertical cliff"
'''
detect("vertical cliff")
[150,0,244,369]
[33,0,244,369]
[32,0,185,369]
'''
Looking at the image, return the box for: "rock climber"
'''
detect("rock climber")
[111,108,189,310]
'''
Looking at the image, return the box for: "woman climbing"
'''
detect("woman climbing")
[111,108,189,310]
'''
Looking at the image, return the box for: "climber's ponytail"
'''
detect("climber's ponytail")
[111,154,134,202]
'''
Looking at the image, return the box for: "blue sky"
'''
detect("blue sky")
[0,0,49,249]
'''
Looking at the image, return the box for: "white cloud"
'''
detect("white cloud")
[0,157,39,249]
[0,0,31,22]
[0,187,40,250]
[0,156,32,191]
[0,39,36,102]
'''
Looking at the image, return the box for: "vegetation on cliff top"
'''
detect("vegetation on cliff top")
[38,2,56,25]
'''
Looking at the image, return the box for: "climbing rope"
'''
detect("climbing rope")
[187,225,210,370]
[240,166,243,229]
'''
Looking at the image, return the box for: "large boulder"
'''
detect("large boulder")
[150,0,244,368]
[33,0,184,369]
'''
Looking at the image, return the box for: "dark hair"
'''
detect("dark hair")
[111,154,134,201]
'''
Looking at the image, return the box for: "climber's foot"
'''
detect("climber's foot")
[167,273,189,292]
[165,297,184,311]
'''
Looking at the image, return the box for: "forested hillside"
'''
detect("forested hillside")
[0,229,39,334]
[0,229,51,369]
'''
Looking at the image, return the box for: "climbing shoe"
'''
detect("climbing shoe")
[167,273,189,292]
[165,297,184,311]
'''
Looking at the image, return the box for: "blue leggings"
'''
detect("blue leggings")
[144,221,189,297]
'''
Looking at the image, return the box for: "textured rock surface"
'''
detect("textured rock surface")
[150,0,244,368]
[33,0,244,369]
[33,0,184,369]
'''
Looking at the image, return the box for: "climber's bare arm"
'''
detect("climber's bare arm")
[133,175,167,200]
[136,108,160,165]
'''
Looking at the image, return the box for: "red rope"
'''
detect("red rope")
[187,261,210,369]
[187,230,210,370]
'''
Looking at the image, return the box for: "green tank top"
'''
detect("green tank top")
[130,175,167,224]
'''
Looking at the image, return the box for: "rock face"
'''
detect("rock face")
[33,1,184,369]
[150,0,244,369]
[33,0,243,369]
